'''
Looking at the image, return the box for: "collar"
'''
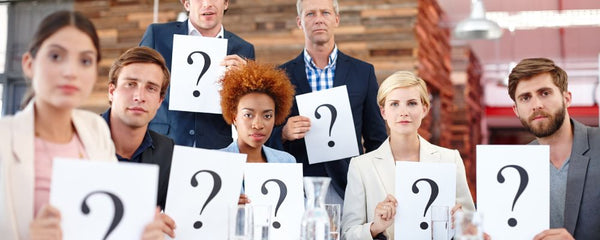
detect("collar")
[101,108,155,161]
[228,140,272,163]
[187,20,224,38]
[303,45,338,70]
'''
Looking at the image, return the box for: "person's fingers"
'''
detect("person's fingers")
[36,204,61,220]
[160,213,176,238]
[451,204,462,215]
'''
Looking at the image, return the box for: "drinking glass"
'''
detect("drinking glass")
[252,205,272,240]
[431,206,450,240]
[325,204,340,240]
[229,205,254,240]
[454,211,484,240]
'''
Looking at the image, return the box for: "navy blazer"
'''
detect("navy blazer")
[140,20,255,148]
[269,51,387,198]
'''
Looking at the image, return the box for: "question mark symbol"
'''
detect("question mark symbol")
[81,190,124,240]
[412,178,439,230]
[314,104,337,147]
[261,179,288,229]
[187,51,211,98]
[497,164,528,227]
[190,169,222,229]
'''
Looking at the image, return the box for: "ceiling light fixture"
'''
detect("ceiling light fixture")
[454,0,503,40]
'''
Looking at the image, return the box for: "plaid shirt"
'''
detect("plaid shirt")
[303,46,338,91]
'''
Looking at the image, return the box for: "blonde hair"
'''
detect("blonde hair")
[377,71,430,110]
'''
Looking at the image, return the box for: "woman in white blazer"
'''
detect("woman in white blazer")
[341,71,475,240]
[0,11,167,240]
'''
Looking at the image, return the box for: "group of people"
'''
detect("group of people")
[0,0,598,239]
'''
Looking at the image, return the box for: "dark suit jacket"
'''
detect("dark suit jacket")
[144,130,175,210]
[140,20,255,148]
[269,51,387,199]
[531,119,600,238]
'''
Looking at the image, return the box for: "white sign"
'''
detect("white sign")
[50,159,158,240]
[165,146,246,239]
[244,163,304,239]
[477,145,549,240]
[395,162,456,239]
[296,85,359,164]
[170,34,227,113]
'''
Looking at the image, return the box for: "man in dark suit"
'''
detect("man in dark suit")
[508,58,600,240]
[269,0,387,203]
[140,0,255,148]
[102,47,176,237]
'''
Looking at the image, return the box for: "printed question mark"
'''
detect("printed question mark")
[412,178,439,230]
[190,169,222,229]
[187,51,211,98]
[497,164,529,227]
[81,190,124,240]
[314,103,337,147]
[261,179,288,229]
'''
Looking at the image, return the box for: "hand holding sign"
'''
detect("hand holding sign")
[50,159,158,240]
[477,145,549,240]
[395,162,456,239]
[165,146,245,239]
[296,86,359,164]
[170,34,227,113]
[245,163,304,239]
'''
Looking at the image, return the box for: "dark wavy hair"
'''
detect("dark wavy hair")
[219,61,295,125]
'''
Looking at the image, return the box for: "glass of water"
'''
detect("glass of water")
[431,206,450,240]
[229,205,253,240]
[252,204,272,240]
[325,204,341,240]
[454,211,484,240]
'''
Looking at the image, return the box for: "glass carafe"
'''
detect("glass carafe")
[301,177,331,240]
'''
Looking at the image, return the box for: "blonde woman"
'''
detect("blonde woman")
[341,71,475,240]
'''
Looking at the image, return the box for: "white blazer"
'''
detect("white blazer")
[0,103,117,240]
[341,136,475,240]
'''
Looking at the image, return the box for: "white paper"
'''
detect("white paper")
[296,85,359,164]
[395,162,456,239]
[244,163,304,239]
[165,146,246,239]
[477,145,549,240]
[50,158,158,240]
[169,34,227,113]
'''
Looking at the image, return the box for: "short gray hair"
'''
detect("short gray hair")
[296,0,339,16]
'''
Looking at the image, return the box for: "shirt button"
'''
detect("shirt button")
[189,130,195,135]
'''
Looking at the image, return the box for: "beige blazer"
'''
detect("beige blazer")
[0,104,117,240]
[341,136,475,240]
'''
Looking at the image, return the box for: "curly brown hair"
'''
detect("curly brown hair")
[220,61,295,125]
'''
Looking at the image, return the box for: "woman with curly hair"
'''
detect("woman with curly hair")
[219,60,296,164]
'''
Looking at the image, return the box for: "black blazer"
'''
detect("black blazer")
[269,50,387,198]
[140,20,255,149]
[143,130,175,210]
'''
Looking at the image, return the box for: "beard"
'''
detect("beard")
[519,103,566,138]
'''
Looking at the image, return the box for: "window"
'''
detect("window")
[0,3,7,117]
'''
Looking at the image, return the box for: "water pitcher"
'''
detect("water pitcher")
[301,177,331,240]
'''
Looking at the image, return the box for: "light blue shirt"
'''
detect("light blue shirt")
[221,141,296,163]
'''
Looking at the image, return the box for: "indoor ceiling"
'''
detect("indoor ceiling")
[437,0,600,127]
